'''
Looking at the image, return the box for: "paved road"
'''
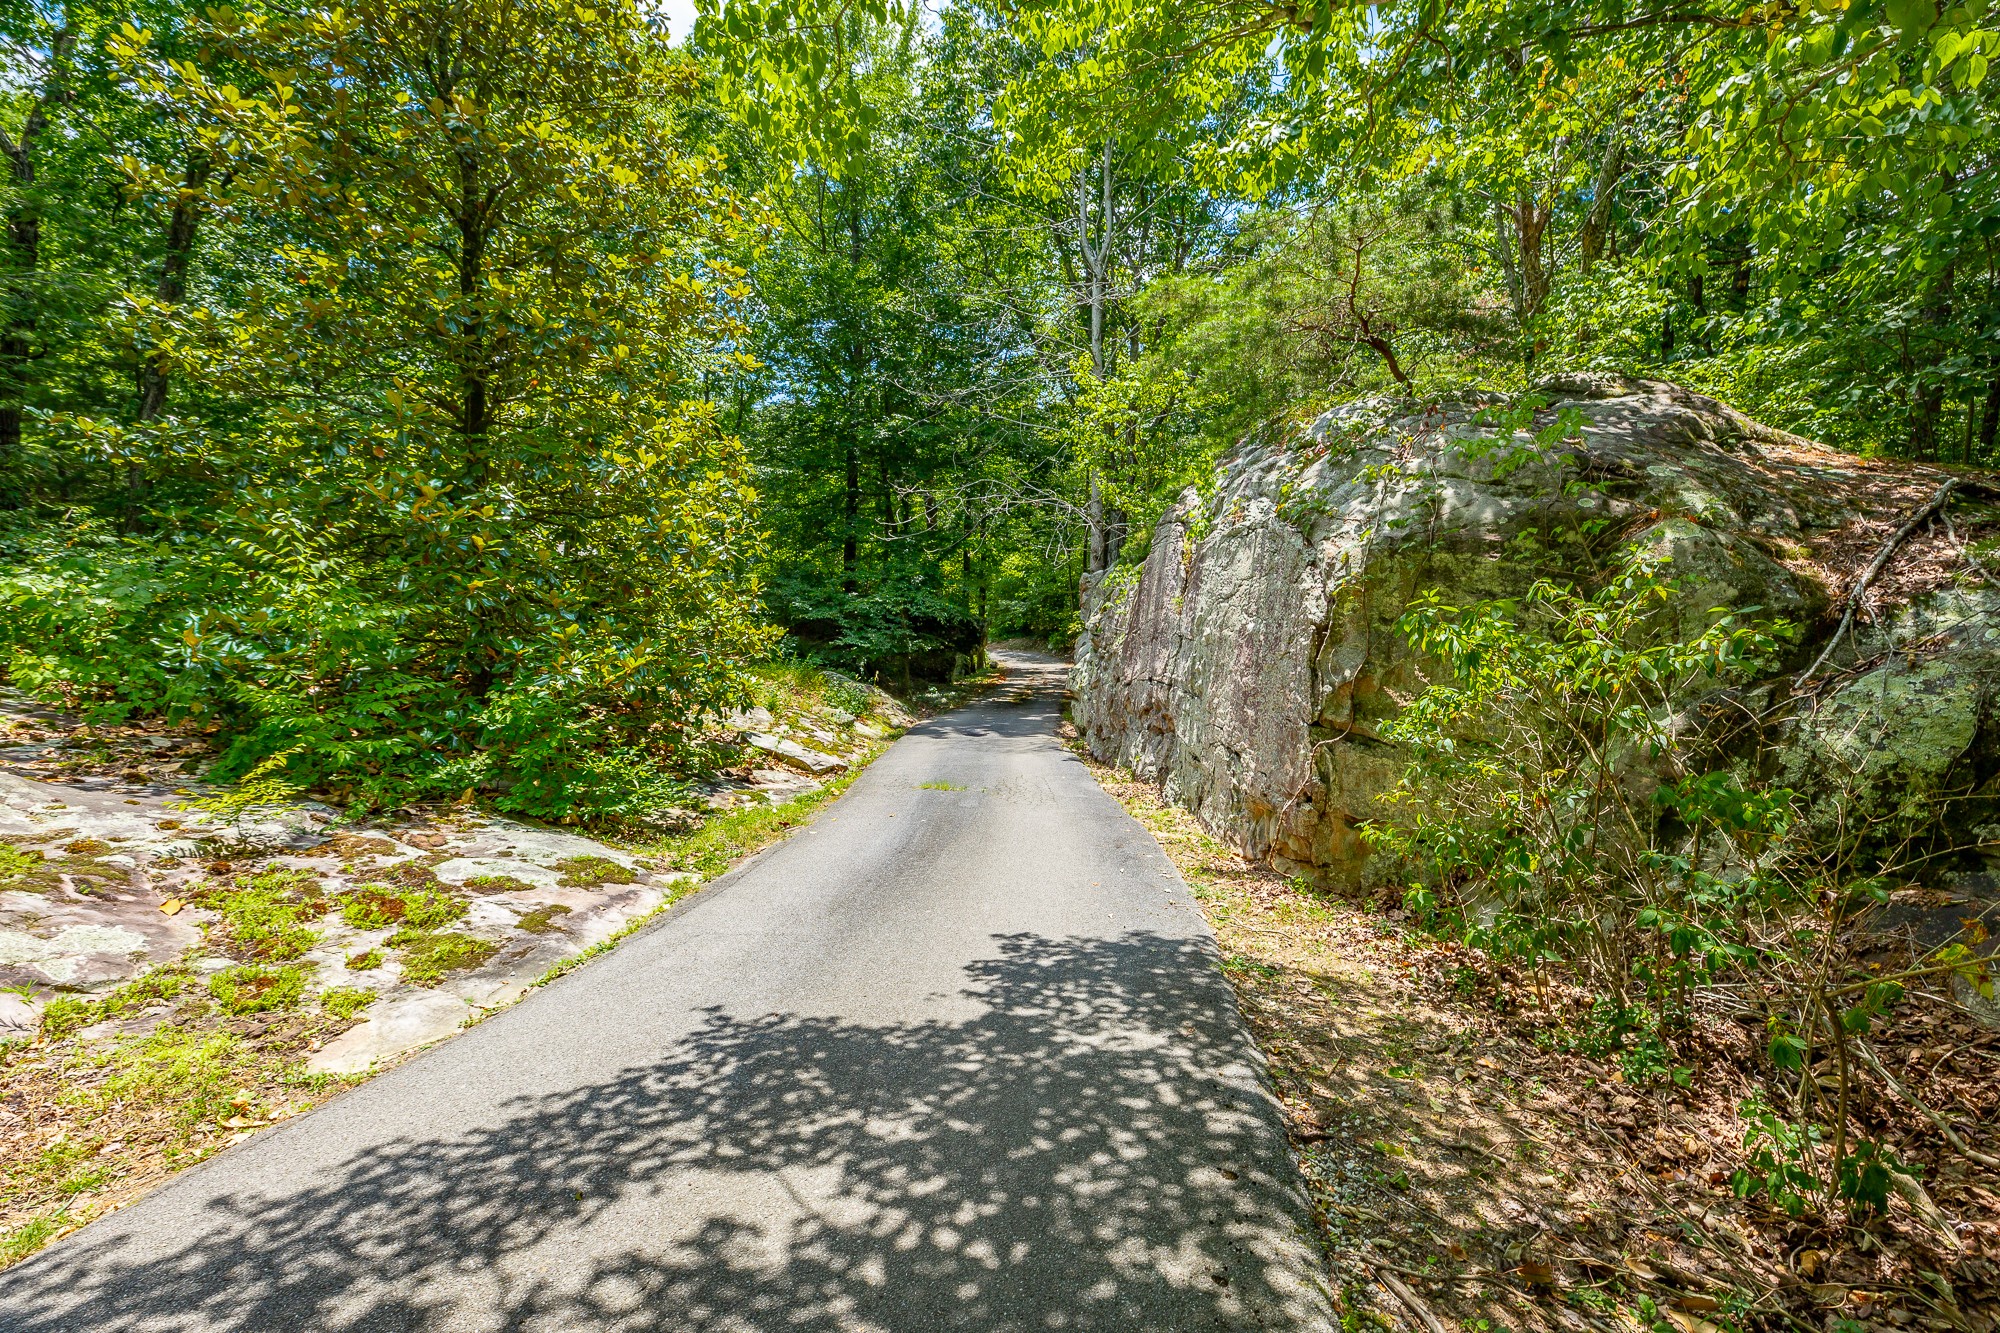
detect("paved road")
[0,652,1334,1332]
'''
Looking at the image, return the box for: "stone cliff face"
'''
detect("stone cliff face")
[1071,376,2000,929]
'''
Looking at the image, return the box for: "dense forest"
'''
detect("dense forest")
[1,0,1995,818]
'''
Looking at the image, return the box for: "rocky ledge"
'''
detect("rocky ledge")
[1072,375,2000,1006]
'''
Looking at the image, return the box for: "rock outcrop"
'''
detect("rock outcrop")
[1072,376,2000,953]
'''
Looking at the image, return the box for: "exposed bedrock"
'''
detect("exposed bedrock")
[1071,374,2000,978]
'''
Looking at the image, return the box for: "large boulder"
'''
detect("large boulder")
[1072,376,2000,918]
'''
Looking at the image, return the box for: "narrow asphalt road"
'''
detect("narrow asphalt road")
[0,651,1334,1332]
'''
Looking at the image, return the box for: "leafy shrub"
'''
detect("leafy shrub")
[207,964,309,1015]
[1371,553,1785,1040]
[0,505,769,825]
[1371,552,1986,1221]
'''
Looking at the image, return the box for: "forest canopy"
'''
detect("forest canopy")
[1,0,1994,814]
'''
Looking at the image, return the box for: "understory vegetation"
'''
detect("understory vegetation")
[1379,560,1991,1209]
[6,0,1994,818]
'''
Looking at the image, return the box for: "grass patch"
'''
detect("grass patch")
[3,962,354,1262]
[1,1212,63,1265]
[37,965,195,1038]
[320,987,377,1020]
[917,781,967,791]
[387,930,497,986]
[747,660,875,720]
[190,866,329,961]
[345,948,383,970]
[516,904,572,934]
[555,855,636,888]
[642,753,879,881]
[208,963,309,1015]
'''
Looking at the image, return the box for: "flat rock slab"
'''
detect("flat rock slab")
[0,771,689,1072]
[0,652,1334,1332]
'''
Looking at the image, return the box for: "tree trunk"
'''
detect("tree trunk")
[0,25,74,506]
[1492,201,1521,316]
[1077,140,1118,575]
[135,154,214,424]
[1978,373,2000,461]
[1507,167,1556,321]
[1909,264,1956,461]
[842,443,859,590]
[1578,127,1626,272]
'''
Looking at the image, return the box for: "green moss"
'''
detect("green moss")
[337,884,464,931]
[337,885,405,929]
[207,963,309,1015]
[515,903,572,934]
[555,855,636,888]
[401,889,467,930]
[388,930,497,986]
[345,948,383,970]
[320,987,377,1019]
[380,854,447,889]
[461,874,536,893]
[192,866,328,961]
[61,839,113,857]
[0,844,61,895]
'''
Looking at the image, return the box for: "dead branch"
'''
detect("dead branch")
[1853,1037,2000,1170]
[1795,478,1959,688]
[1372,1266,1450,1333]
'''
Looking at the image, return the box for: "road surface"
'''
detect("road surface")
[0,651,1334,1332]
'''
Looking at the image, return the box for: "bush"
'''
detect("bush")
[1371,552,1992,1219]
[1373,553,1787,1031]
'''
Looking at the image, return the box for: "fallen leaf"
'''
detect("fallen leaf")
[159,899,183,915]
[1513,1261,1556,1287]
[1665,1313,1722,1333]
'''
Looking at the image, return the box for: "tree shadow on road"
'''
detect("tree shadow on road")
[4,932,1333,1332]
